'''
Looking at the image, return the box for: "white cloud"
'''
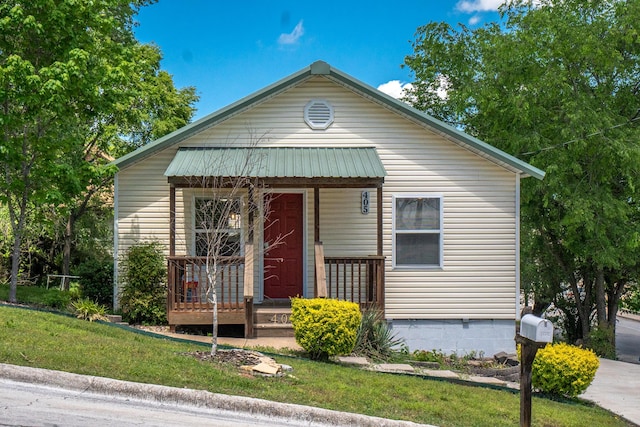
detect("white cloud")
[278,20,304,45]
[468,14,482,25]
[377,80,414,100]
[456,0,505,12]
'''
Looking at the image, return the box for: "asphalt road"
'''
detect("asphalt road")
[0,378,325,427]
[617,316,640,364]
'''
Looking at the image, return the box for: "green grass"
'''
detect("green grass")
[0,304,631,427]
[0,283,71,309]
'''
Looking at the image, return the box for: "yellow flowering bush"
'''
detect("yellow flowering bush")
[532,342,600,397]
[290,298,362,360]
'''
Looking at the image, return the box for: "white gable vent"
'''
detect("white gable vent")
[304,99,334,130]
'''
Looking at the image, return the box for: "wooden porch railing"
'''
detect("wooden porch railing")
[315,242,385,310]
[167,256,245,313]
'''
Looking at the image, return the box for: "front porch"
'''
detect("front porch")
[164,147,387,337]
[166,247,385,336]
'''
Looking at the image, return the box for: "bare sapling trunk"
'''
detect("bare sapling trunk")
[206,259,219,355]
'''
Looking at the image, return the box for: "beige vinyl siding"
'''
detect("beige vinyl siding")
[117,75,518,320]
[117,149,179,256]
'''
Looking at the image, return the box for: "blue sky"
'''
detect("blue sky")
[134,0,504,119]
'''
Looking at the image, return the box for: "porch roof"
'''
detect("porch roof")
[165,147,387,181]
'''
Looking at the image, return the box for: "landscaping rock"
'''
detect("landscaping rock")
[421,369,459,379]
[186,349,291,377]
[373,364,415,373]
[494,352,519,366]
[252,362,280,375]
[469,364,520,378]
[468,375,508,386]
[336,356,370,367]
[409,361,441,369]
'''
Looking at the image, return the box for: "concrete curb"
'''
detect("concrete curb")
[619,310,640,322]
[0,363,434,427]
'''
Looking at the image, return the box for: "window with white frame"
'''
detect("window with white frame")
[194,197,242,257]
[393,195,443,268]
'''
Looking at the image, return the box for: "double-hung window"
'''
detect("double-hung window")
[194,197,242,257]
[393,195,443,268]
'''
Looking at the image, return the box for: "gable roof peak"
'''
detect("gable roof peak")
[310,60,330,75]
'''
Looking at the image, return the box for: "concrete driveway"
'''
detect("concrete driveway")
[580,313,640,425]
[581,358,640,426]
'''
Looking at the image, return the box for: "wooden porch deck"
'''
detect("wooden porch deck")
[166,244,384,336]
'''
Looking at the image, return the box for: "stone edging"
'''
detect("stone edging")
[336,357,520,390]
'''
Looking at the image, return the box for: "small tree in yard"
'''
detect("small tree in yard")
[187,137,286,355]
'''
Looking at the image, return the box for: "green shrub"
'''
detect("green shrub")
[119,241,167,325]
[72,298,108,322]
[412,349,447,364]
[68,281,83,301]
[353,308,403,361]
[41,289,71,310]
[75,258,114,308]
[290,298,361,360]
[588,325,616,359]
[532,342,600,397]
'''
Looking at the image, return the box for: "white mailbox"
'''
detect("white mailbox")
[520,314,554,343]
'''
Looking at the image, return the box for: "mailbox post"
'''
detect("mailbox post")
[516,314,553,427]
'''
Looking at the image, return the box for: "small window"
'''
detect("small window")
[194,197,242,257]
[304,99,334,129]
[392,195,443,268]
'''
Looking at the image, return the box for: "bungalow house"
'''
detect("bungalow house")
[112,61,544,356]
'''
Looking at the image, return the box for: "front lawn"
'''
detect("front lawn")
[0,304,630,427]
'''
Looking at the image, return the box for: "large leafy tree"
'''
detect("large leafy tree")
[58,42,197,285]
[0,0,197,301]
[404,0,640,349]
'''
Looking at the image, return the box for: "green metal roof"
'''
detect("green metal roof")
[164,147,387,179]
[114,60,544,180]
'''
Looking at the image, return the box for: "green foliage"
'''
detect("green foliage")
[621,284,640,313]
[119,242,167,325]
[353,308,403,361]
[68,282,82,301]
[0,0,197,304]
[0,283,68,309]
[290,298,361,360]
[588,325,616,359]
[75,258,113,308]
[412,349,447,364]
[533,342,600,397]
[40,289,72,310]
[72,298,108,322]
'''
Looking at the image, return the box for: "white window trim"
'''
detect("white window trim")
[392,193,444,269]
[192,194,245,257]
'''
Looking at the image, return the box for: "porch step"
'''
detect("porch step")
[253,323,295,338]
[253,306,294,338]
[253,307,292,324]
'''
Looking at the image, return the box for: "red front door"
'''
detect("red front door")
[263,193,303,299]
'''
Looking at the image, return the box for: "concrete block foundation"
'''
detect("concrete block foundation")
[390,319,517,357]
